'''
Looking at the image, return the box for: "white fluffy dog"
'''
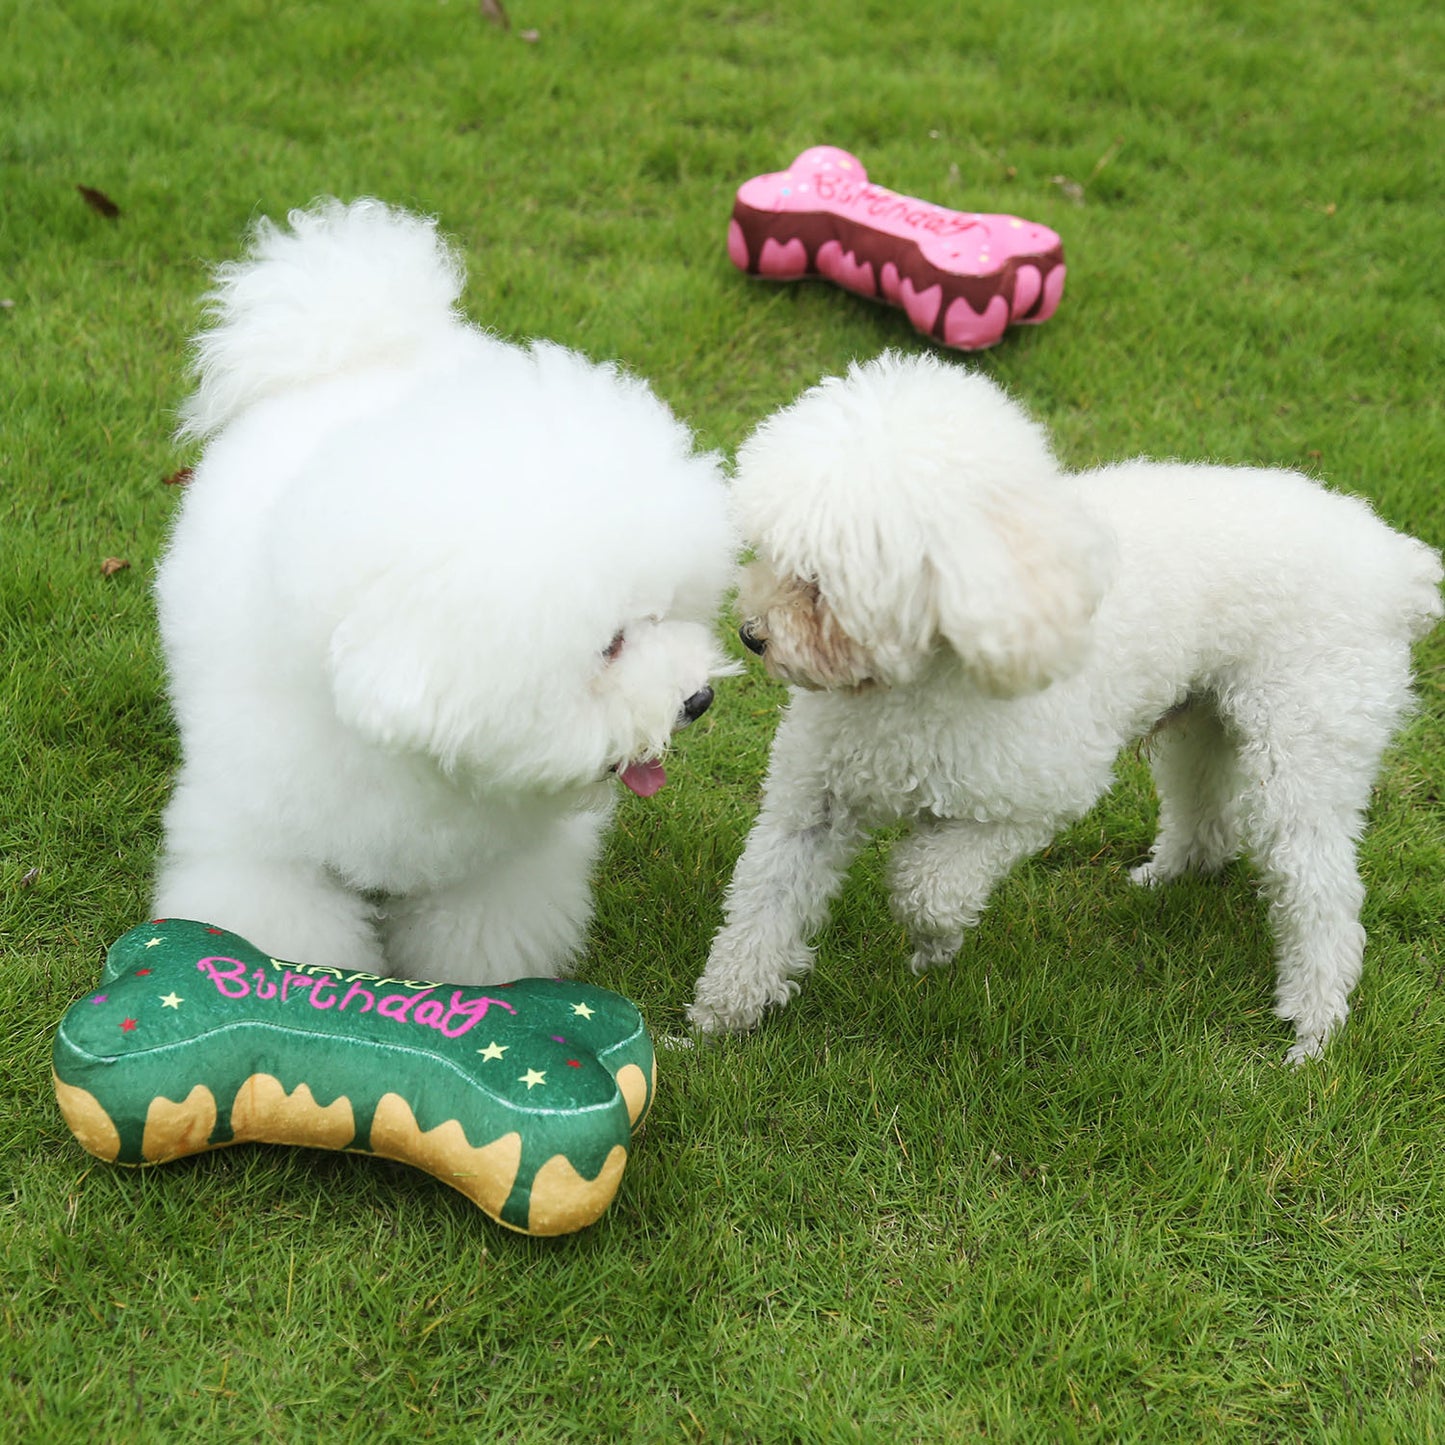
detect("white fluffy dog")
[153,199,735,985]
[689,351,1442,1061]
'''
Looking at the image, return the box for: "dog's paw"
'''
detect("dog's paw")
[908,932,963,975]
[1284,1035,1326,1067]
[686,994,762,1035]
[1284,1018,1342,1067]
[687,972,803,1035]
[1128,859,1164,888]
[686,998,745,1035]
[1280,1001,1346,1067]
[690,928,815,1034]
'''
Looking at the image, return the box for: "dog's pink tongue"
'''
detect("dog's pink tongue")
[619,758,667,798]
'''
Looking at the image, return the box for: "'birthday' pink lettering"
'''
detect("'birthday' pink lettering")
[376,988,437,1023]
[309,975,339,1010]
[194,957,518,1041]
[197,956,249,998]
[280,971,314,1004]
[338,979,375,1013]
[434,991,516,1038]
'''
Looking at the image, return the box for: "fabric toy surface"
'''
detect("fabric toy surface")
[53,919,654,1236]
[728,145,1066,350]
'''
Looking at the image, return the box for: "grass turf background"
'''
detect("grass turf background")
[3,0,1444,1438]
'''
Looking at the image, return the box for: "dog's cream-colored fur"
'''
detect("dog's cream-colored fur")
[690,351,1442,1062]
[154,199,735,984]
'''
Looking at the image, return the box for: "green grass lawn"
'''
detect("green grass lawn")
[4,0,1444,1438]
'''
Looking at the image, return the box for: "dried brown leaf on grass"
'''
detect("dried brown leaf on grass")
[77,185,121,219]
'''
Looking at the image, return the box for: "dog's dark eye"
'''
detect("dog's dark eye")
[603,630,626,662]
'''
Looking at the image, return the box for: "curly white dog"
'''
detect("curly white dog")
[154,199,735,985]
[690,351,1441,1062]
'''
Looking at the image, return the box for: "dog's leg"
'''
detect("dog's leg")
[1130,699,1244,887]
[382,809,607,986]
[1226,671,1397,1063]
[689,798,864,1033]
[1252,806,1367,1066]
[153,850,384,973]
[889,815,1058,973]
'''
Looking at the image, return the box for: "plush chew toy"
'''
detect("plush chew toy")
[728,145,1066,351]
[52,919,654,1236]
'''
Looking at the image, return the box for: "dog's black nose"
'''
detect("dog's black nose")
[680,686,714,725]
[738,619,767,656]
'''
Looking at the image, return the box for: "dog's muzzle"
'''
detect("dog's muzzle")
[738,620,767,656]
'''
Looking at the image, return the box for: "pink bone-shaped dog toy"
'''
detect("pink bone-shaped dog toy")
[728,146,1066,351]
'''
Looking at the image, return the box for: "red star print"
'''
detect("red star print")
[135,968,152,976]
[206,928,223,935]
[121,1018,138,1032]
[567,1059,581,1069]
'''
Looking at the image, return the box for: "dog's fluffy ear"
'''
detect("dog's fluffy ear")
[329,606,453,759]
[805,483,1113,696]
[328,602,485,768]
[924,481,1115,697]
[326,589,548,780]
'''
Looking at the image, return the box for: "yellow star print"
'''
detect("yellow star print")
[519,1069,546,1090]
[571,1002,595,1019]
[159,993,183,1009]
[477,1041,507,1062]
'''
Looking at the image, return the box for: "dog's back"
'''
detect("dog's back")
[1079,459,1442,648]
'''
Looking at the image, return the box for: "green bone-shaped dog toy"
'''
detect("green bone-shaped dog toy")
[52,920,655,1236]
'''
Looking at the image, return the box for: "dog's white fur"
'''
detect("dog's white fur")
[154,199,735,984]
[690,351,1442,1062]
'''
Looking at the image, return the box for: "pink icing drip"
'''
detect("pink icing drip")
[1039,263,1066,320]
[899,279,943,334]
[943,294,1010,350]
[1016,264,1067,325]
[727,219,750,271]
[758,235,808,278]
[816,240,875,296]
[1010,264,1042,318]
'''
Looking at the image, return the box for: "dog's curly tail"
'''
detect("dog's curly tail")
[177,198,466,441]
